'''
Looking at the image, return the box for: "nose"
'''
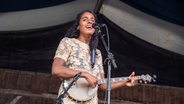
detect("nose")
[87,19,93,24]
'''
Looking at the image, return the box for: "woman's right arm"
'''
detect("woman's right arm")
[52,58,81,78]
[51,58,98,88]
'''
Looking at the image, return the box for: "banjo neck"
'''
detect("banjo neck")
[98,75,146,84]
[98,76,130,84]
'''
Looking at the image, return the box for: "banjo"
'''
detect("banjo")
[63,74,156,102]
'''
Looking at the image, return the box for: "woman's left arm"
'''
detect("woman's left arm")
[98,72,138,91]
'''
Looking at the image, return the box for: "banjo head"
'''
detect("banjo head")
[64,78,98,101]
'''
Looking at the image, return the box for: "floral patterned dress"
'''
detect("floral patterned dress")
[54,37,104,104]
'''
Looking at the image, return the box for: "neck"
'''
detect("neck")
[78,35,91,44]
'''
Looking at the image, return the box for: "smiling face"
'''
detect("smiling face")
[78,12,96,38]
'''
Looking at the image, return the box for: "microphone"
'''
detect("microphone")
[92,23,106,29]
[91,49,96,68]
[90,23,101,68]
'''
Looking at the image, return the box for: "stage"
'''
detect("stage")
[0,69,183,104]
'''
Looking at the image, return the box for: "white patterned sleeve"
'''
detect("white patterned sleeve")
[54,38,71,62]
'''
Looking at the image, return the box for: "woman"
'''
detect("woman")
[52,10,137,104]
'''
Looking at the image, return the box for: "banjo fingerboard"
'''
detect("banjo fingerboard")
[98,77,130,84]
[98,75,151,84]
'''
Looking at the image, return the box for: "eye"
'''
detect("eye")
[91,19,95,23]
[82,18,87,21]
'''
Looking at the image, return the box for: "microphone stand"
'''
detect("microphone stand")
[55,72,82,104]
[96,25,117,104]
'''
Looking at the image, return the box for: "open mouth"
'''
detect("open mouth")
[86,25,92,29]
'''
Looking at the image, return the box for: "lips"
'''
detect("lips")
[85,26,94,31]
[86,25,92,29]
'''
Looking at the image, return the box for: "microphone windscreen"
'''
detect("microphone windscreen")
[92,23,99,28]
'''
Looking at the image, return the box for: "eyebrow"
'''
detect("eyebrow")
[81,16,95,20]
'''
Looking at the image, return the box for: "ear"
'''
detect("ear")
[77,26,79,30]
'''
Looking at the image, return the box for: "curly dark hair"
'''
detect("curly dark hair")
[65,10,98,38]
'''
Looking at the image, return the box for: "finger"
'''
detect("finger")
[92,81,98,88]
[131,79,135,83]
[91,77,98,88]
[131,72,135,76]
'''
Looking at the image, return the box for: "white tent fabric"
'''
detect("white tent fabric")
[100,0,184,56]
[0,0,97,31]
[0,0,184,55]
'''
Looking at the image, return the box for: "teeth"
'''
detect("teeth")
[87,25,91,28]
